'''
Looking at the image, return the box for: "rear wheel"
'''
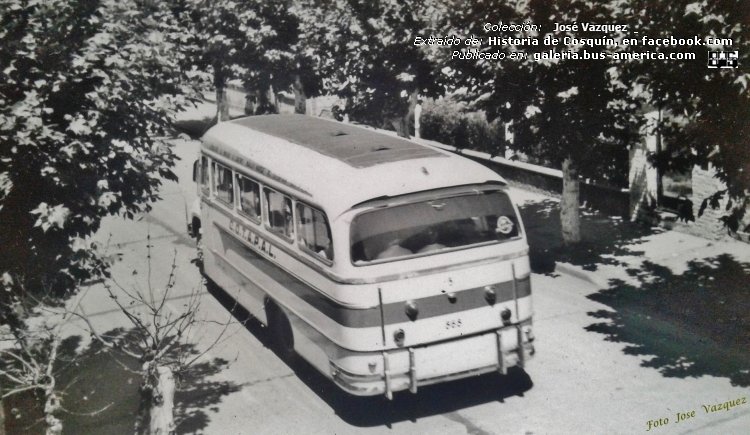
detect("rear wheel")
[266,302,295,361]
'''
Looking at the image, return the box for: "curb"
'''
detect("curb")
[553,262,611,289]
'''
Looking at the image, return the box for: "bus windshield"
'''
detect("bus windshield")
[351,190,520,264]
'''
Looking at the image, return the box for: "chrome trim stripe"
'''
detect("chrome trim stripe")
[350,249,529,284]
[205,199,529,285]
[214,225,531,329]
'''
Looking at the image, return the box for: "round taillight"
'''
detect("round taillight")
[484,286,497,305]
[393,329,405,346]
[405,301,418,321]
[501,308,512,324]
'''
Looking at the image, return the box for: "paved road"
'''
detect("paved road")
[81,138,750,435]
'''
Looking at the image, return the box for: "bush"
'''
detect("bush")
[419,99,506,157]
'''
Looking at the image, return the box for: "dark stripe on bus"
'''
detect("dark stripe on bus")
[216,226,530,328]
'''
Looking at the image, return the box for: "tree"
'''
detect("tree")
[0,247,235,435]
[622,0,750,232]
[0,0,204,325]
[196,0,321,119]
[0,289,99,435]
[443,0,638,243]
[75,248,235,435]
[298,0,446,137]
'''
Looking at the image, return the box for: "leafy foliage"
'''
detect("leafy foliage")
[622,0,750,231]
[297,0,447,134]
[445,0,638,188]
[0,0,204,314]
[196,0,321,115]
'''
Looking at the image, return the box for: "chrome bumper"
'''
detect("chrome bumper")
[330,322,534,399]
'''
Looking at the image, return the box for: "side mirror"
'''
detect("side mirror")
[192,159,199,182]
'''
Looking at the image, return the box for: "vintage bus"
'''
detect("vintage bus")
[190,114,534,398]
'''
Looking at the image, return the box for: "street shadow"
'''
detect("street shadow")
[518,199,652,274]
[173,348,240,434]
[58,333,141,435]
[1,336,84,435]
[585,254,750,387]
[206,281,534,428]
[49,327,239,435]
[288,360,532,428]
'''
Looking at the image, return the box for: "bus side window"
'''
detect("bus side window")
[296,202,333,262]
[237,174,261,222]
[265,188,293,240]
[212,161,233,206]
[200,156,210,196]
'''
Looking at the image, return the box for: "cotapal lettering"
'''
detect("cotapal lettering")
[230,219,276,258]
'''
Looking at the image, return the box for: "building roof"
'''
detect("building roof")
[201,114,506,219]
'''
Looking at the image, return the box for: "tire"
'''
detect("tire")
[266,302,295,361]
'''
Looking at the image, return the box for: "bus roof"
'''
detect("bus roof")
[201,114,506,218]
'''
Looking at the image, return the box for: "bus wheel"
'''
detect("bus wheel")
[267,303,295,361]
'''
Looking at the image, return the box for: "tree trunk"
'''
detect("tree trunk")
[243,91,256,115]
[213,63,230,123]
[390,90,419,139]
[44,337,62,435]
[391,117,410,138]
[149,367,175,435]
[267,84,279,114]
[414,100,422,139]
[44,392,62,435]
[216,86,230,122]
[1,393,5,435]
[135,362,175,435]
[561,157,581,244]
[292,75,306,114]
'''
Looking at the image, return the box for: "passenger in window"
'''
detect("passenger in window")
[376,238,412,259]
[283,201,293,238]
[416,227,446,254]
[317,247,331,260]
[241,186,260,217]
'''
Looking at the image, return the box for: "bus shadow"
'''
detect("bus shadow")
[292,361,533,427]
[207,280,534,427]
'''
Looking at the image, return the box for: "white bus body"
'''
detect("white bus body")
[193,114,534,398]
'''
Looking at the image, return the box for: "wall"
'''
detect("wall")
[419,140,631,218]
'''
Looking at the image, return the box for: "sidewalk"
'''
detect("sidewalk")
[511,184,750,387]
[511,185,750,286]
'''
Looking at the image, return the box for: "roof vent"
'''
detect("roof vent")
[372,146,390,152]
[330,130,348,137]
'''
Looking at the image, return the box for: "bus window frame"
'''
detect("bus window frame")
[295,201,334,266]
[236,173,262,225]
[200,155,211,198]
[212,161,235,208]
[263,187,295,243]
